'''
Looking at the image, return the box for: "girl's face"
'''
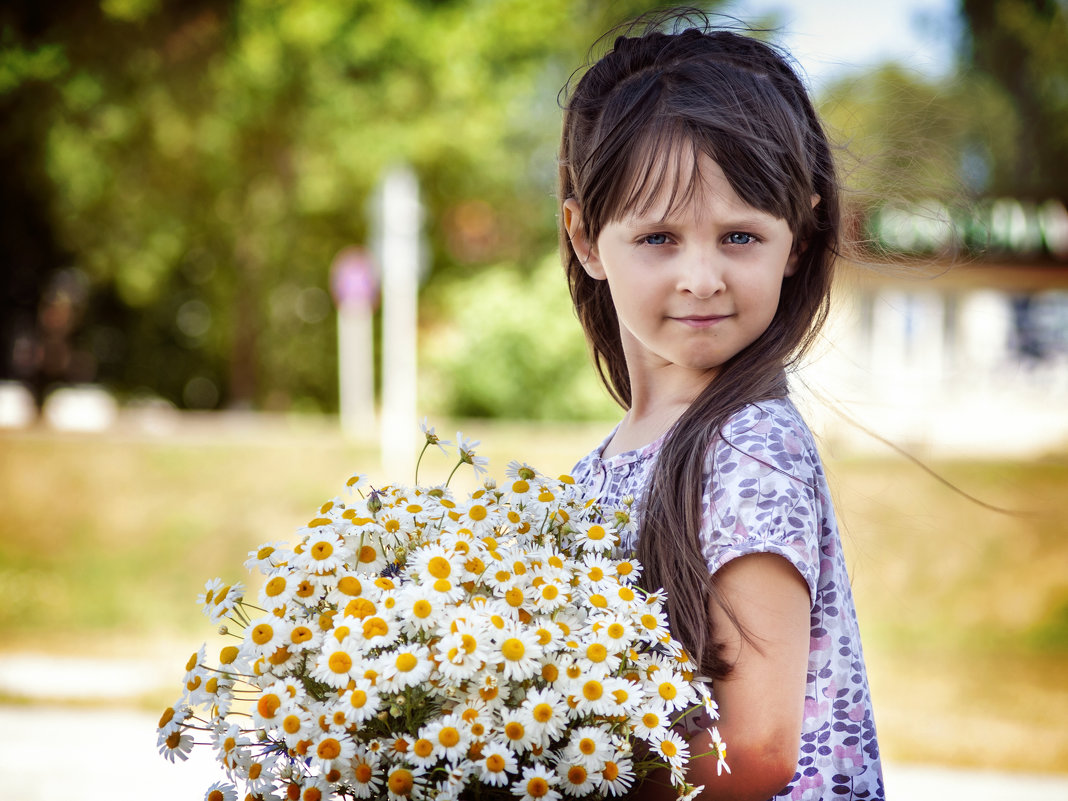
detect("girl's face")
[565,152,797,392]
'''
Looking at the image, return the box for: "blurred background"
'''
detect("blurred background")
[1,0,1066,798]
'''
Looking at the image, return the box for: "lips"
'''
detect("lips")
[671,314,730,328]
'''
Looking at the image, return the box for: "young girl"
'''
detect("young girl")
[559,12,883,801]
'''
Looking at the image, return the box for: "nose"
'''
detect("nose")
[676,249,726,299]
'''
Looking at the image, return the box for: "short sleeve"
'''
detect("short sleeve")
[699,402,824,606]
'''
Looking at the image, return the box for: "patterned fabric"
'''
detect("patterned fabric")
[570,397,884,800]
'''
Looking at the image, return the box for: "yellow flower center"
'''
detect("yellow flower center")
[486,754,506,772]
[526,777,550,798]
[317,738,342,760]
[311,541,333,560]
[658,683,677,700]
[350,689,368,708]
[427,556,451,579]
[251,624,274,645]
[586,525,606,541]
[568,766,588,785]
[469,505,487,521]
[438,726,460,747]
[414,738,434,758]
[395,652,418,672]
[661,740,678,757]
[328,652,352,674]
[588,594,608,609]
[388,768,414,796]
[257,693,281,718]
[362,617,389,639]
[582,680,603,701]
[413,599,433,618]
[586,643,608,663]
[501,638,525,661]
[532,703,553,722]
[504,721,525,741]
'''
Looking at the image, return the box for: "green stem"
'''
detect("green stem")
[414,441,431,485]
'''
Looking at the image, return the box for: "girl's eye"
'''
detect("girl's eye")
[725,232,757,245]
[642,233,669,246]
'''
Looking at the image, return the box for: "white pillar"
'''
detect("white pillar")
[331,247,378,438]
[376,165,421,479]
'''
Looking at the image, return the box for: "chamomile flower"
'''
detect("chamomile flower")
[570,521,615,553]
[245,615,290,658]
[475,738,518,786]
[420,714,470,763]
[338,679,382,725]
[376,643,433,691]
[488,620,544,682]
[577,553,617,590]
[529,575,571,613]
[646,670,697,713]
[556,759,597,797]
[385,765,428,801]
[244,540,290,572]
[498,707,541,753]
[511,763,562,801]
[519,687,568,741]
[310,642,360,688]
[199,579,245,623]
[420,418,451,454]
[435,622,491,682]
[632,603,671,644]
[310,731,356,773]
[349,750,384,799]
[598,754,635,797]
[293,527,347,575]
[345,471,370,494]
[653,730,690,769]
[203,781,238,801]
[158,727,195,762]
[213,722,251,771]
[630,703,671,742]
[562,726,613,771]
[708,726,731,775]
[456,431,489,477]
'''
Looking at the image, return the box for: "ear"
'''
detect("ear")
[562,198,606,280]
[784,194,821,278]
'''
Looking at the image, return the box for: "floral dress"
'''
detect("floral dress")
[570,397,884,800]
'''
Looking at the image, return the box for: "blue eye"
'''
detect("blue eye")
[726,232,756,245]
[643,233,669,246]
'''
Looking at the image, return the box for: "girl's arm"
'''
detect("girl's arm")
[640,552,811,800]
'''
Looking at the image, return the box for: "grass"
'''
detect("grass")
[1,415,1066,773]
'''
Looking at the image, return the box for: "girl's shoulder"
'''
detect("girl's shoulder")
[715,396,821,473]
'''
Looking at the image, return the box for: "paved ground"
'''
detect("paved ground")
[3,654,1068,800]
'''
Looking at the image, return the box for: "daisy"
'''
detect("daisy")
[376,643,434,691]
[213,722,251,772]
[435,622,491,682]
[510,764,561,801]
[385,765,428,801]
[244,540,290,572]
[324,570,368,607]
[349,749,384,799]
[293,527,347,575]
[631,604,671,644]
[569,521,615,553]
[203,781,238,801]
[396,583,448,636]
[455,431,489,478]
[158,727,194,763]
[629,703,671,742]
[310,731,356,773]
[277,706,314,748]
[259,570,299,609]
[245,615,291,658]
[577,553,617,591]
[654,730,690,770]
[498,707,541,754]
[415,416,449,452]
[612,556,642,583]
[475,739,518,786]
[562,726,613,772]
[646,670,697,714]
[556,759,596,797]
[488,620,543,682]
[345,471,370,494]
[529,575,570,613]
[421,714,470,763]
[519,686,568,742]
[338,679,382,725]
[597,754,636,797]
[310,642,359,688]
[350,531,390,573]
[707,726,731,775]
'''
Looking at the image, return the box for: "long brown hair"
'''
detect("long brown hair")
[559,10,841,678]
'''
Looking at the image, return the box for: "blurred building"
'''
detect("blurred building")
[801,198,1068,458]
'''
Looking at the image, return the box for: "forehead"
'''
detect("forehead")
[614,146,779,225]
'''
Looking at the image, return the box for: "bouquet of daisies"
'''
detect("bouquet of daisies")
[158,425,727,801]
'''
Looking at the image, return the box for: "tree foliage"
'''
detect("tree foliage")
[1,0,651,411]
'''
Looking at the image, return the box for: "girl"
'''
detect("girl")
[559,11,883,801]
